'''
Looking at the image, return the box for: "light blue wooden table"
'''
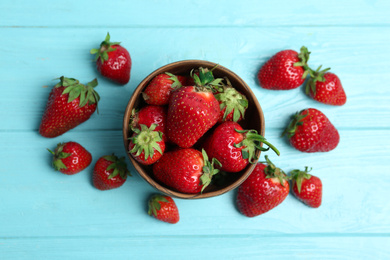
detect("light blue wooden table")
[1,0,390,259]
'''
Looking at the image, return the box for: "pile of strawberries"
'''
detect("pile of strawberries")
[38,31,346,224]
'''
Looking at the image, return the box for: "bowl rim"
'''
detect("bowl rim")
[123,59,265,199]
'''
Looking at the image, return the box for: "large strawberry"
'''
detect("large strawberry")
[282,108,339,153]
[142,73,189,105]
[39,76,100,138]
[93,154,131,190]
[214,77,248,122]
[130,105,168,142]
[153,148,221,194]
[90,33,131,85]
[203,121,279,173]
[290,167,322,208]
[166,67,222,148]
[148,194,180,224]
[236,156,289,217]
[48,142,92,175]
[306,66,347,106]
[128,124,165,165]
[257,46,311,90]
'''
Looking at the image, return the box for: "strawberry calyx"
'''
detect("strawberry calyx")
[165,72,184,91]
[263,155,289,187]
[305,65,331,96]
[90,32,121,63]
[293,46,312,79]
[47,143,71,171]
[129,124,163,160]
[103,154,131,180]
[290,166,312,193]
[55,76,100,109]
[190,66,224,93]
[234,128,280,164]
[215,77,248,122]
[200,149,222,193]
[281,110,308,138]
[148,194,170,217]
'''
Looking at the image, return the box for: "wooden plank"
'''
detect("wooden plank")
[1,0,390,27]
[1,27,389,132]
[1,129,389,237]
[1,236,389,259]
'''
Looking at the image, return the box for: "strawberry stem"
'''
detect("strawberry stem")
[289,167,312,193]
[281,110,308,138]
[305,65,331,96]
[129,124,163,160]
[234,129,280,164]
[200,149,222,193]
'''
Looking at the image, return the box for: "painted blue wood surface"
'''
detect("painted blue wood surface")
[1,1,390,259]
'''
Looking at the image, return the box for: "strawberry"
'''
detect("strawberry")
[148,194,180,224]
[142,73,189,105]
[130,105,168,142]
[214,78,248,122]
[93,154,131,190]
[166,67,222,148]
[203,121,279,173]
[39,76,100,138]
[282,108,339,153]
[90,33,131,85]
[290,167,322,208]
[153,148,221,194]
[257,46,311,90]
[128,124,165,165]
[236,156,289,217]
[306,67,347,106]
[48,142,92,175]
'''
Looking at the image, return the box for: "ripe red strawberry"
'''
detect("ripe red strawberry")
[142,73,189,105]
[306,67,347,106]
[90,33,131,85]
[214,78,248,122]
[257,46,311,90]
[39,76,100,138]
[236,156,289,217]
[148,194,180,224]
[153,148,221,194]
[282,108,339,153]
[128,124,165,165]
[93,154,131,190]
[48,142,92,175]
[290,167,322,208]
[130,105,168,142]
[166,67,221,148]
[203,121,279,173]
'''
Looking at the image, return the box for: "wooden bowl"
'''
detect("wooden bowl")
[123,60,265,199]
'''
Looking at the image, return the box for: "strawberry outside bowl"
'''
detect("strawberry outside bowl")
[123,60,265,199]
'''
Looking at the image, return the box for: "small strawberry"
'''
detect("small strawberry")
[290,167,322,208]
[236,156,289,217]
[282,108,339,153]
[142,73,189,105]
[48,142,92,175]
[93,154,131,190]
[90,32,131,85]
[39,76,100,138]
[257,46,311,90]
[153,148,221,194]
[203,121,279,173]
[128,124,165,165]
[148,194,180,224]
[306,66,347,106]
[214,77,248,122]
[166,67,222,148]
[130,105,168,142]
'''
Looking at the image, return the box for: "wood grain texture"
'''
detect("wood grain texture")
[1,0,390,259]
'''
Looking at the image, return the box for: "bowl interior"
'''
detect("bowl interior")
[123,60,265,199]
